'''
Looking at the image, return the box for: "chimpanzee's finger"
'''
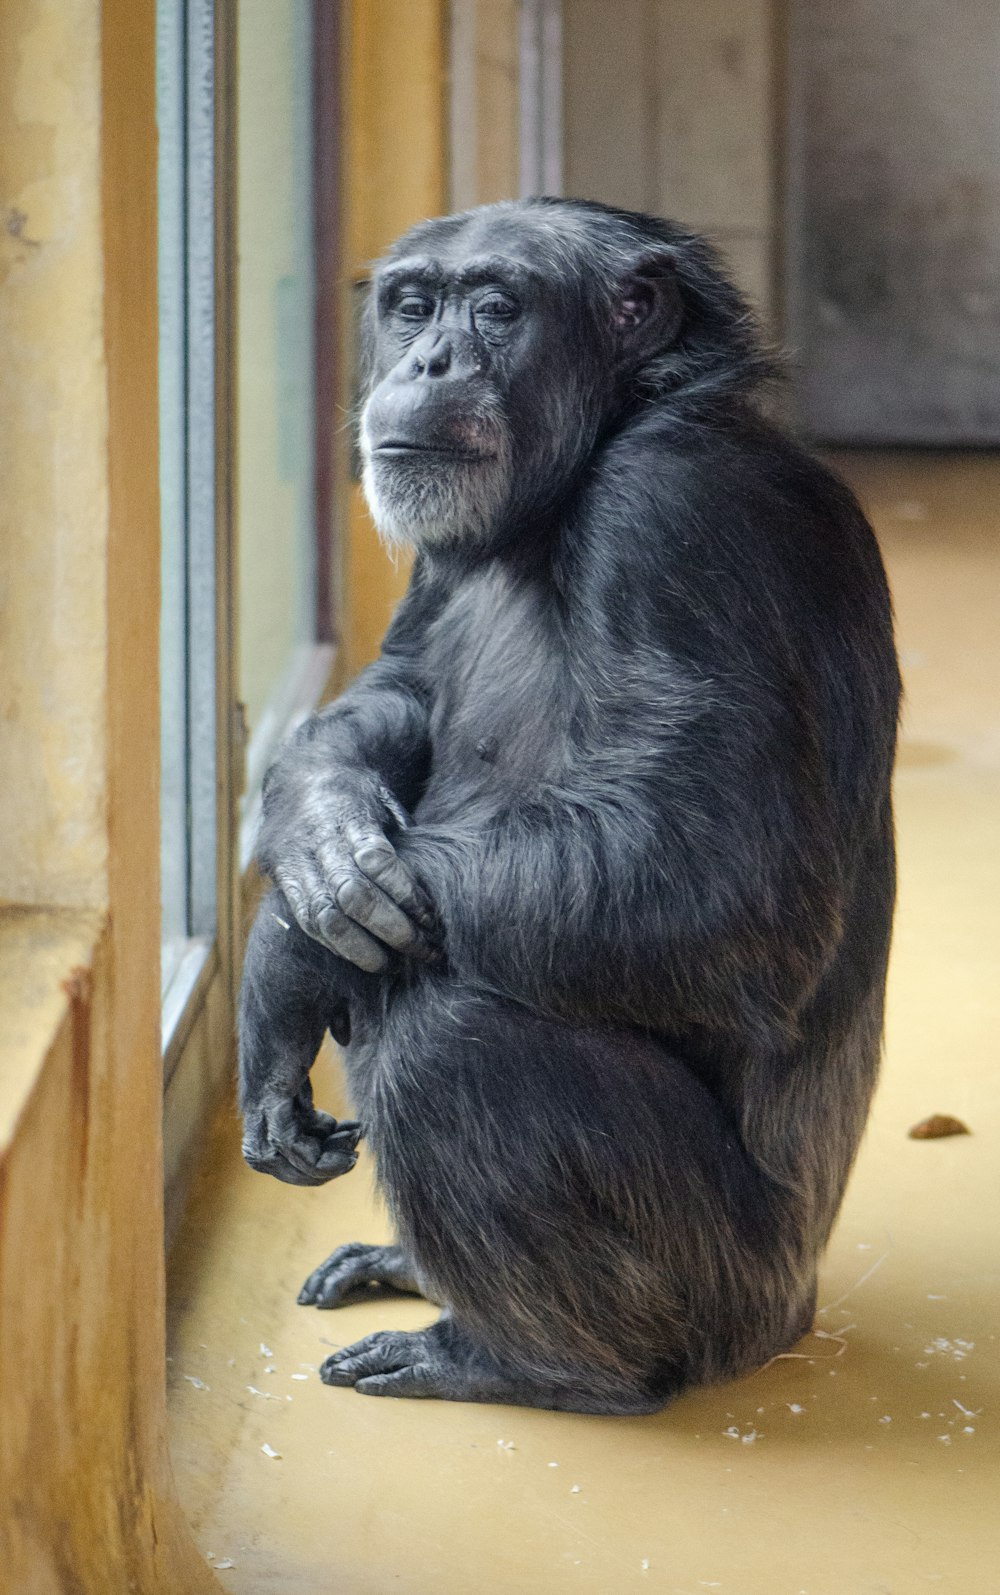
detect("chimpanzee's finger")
[251,1149,355,1187]
[244,1127,329,1187]
[271,838,435,962]
[350,835,438,932]
[273,863,331,942]
[267,1098,325,1174]
[330,865,425,953]
[315,1126,363,1177]
[314,902,390,972]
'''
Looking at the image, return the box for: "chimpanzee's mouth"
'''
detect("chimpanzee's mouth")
[373,441,492,462]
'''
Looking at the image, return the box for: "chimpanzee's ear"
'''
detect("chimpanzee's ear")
[613,249,684,363]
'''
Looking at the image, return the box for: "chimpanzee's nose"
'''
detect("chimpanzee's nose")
[411,336,452,378]
[405,329,482,382]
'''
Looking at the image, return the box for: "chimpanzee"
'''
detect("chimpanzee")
[238,198,900,1414]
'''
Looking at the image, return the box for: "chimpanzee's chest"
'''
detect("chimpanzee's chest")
[417,566,572,816]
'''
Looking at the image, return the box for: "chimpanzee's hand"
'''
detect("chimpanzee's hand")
[258,768,438,973]
[242,1079,363,1187]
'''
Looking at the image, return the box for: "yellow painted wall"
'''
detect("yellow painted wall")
[339,0,447,676]
[0,0,110,909]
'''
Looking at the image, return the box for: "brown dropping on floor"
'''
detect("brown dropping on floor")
[168,453,1000,1595]
[908,1114,972,1140]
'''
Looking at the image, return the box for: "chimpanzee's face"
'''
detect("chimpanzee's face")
[359,211,609,550]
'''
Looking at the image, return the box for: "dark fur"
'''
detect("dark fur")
[239,199,900,1414]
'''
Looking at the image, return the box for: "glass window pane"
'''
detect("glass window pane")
[158,0,190,987]
[158,0,218,1009]
[237,0,317,743]
[185,0,219,936]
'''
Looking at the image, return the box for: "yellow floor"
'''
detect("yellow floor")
[168,454,1000,1595]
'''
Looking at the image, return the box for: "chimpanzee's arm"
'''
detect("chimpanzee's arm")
[398,685,847,1049]
[239,890,364,1185]
[257,581,439,971]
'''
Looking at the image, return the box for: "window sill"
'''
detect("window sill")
[163,936,216,1085]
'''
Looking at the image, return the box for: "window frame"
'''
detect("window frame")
[159,0,239,1132]
[158,0,228,1069]
[519,0,563,198]
[160,0,344,1220]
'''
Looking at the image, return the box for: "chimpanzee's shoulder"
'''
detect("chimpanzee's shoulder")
[594,403,876,560]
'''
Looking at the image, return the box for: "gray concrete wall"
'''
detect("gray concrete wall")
[785,0,1000,444]
[562,0,781,323]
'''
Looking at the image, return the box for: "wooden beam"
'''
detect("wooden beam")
[0,1,219,1585]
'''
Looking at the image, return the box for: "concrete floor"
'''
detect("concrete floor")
[168,453,1000,1595]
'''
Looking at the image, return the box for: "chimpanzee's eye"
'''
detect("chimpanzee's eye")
[397,296,434,320]
[476,294,518,321]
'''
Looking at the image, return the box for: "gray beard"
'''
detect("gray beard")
[359,406,514,550]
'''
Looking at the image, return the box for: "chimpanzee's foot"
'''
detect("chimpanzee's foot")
[298,1242,425,1308]
[319,1317,665,1414]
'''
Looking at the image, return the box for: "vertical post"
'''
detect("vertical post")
[449,0,480,210]
[0,0,221,1585]
[214,0,241,1008]
[519,0,563,198]
[450,0,520,210]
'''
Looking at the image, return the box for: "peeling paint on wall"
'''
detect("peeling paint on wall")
[0,0,110,909]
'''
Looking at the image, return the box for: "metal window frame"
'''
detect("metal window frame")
[186,0,221,938]
[158,0,219,1055]
[158,0,238,1074]
[158,0,190,978]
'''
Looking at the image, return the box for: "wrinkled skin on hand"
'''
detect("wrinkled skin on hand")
[257,767,439,973]
[241,1074,362,1188]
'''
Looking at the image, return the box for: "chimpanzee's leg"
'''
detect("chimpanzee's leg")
[238,889,368,1187]
[307,975,807,1415]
